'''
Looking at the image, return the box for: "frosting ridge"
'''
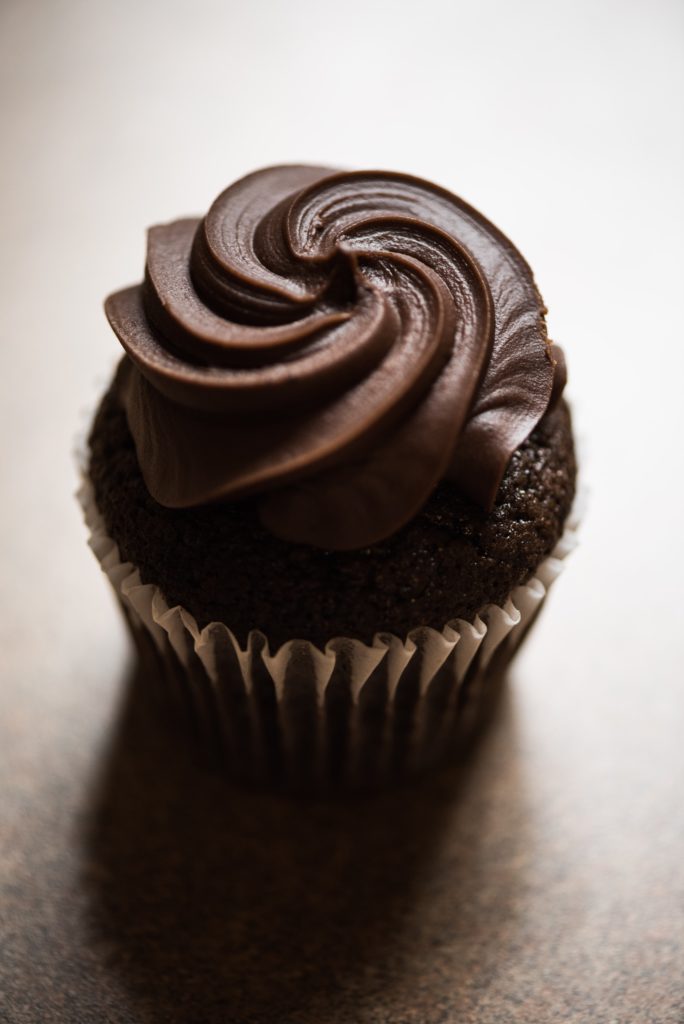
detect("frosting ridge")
[105,165,564,549]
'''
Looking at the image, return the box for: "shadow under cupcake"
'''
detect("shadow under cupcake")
[80,662,533,1024]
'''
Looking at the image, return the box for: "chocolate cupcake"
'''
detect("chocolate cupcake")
[82,165,577,790]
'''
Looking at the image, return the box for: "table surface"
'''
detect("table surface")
[2,1,683,1021]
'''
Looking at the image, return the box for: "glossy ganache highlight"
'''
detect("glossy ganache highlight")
[105,165,565,550]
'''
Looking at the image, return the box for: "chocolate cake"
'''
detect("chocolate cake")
[89,371,575,649]
[82,164,578,787]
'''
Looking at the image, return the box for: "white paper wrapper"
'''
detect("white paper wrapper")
[79,477,579,790]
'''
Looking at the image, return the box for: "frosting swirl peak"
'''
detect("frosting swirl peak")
[105,165,565,549]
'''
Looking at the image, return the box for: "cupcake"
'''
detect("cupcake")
[82,165,577,790]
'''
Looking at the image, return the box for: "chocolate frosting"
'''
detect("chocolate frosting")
[105,165,565,550]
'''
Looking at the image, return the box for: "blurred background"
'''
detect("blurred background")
[1,1,683,1021]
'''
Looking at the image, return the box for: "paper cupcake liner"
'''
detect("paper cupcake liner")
[79,476,578,790]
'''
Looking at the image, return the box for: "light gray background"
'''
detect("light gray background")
[1,1,683,1021]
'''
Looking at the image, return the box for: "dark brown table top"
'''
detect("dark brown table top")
[2,2,683,1020]
[3,622,683,1024]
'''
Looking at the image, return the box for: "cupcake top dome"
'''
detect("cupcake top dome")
[105,165,565,550]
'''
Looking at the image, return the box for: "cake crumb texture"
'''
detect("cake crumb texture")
[88,377,576,648]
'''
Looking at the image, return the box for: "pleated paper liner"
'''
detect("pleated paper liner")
[80,477,578,791]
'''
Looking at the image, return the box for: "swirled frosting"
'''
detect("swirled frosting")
[105,165,566,550]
